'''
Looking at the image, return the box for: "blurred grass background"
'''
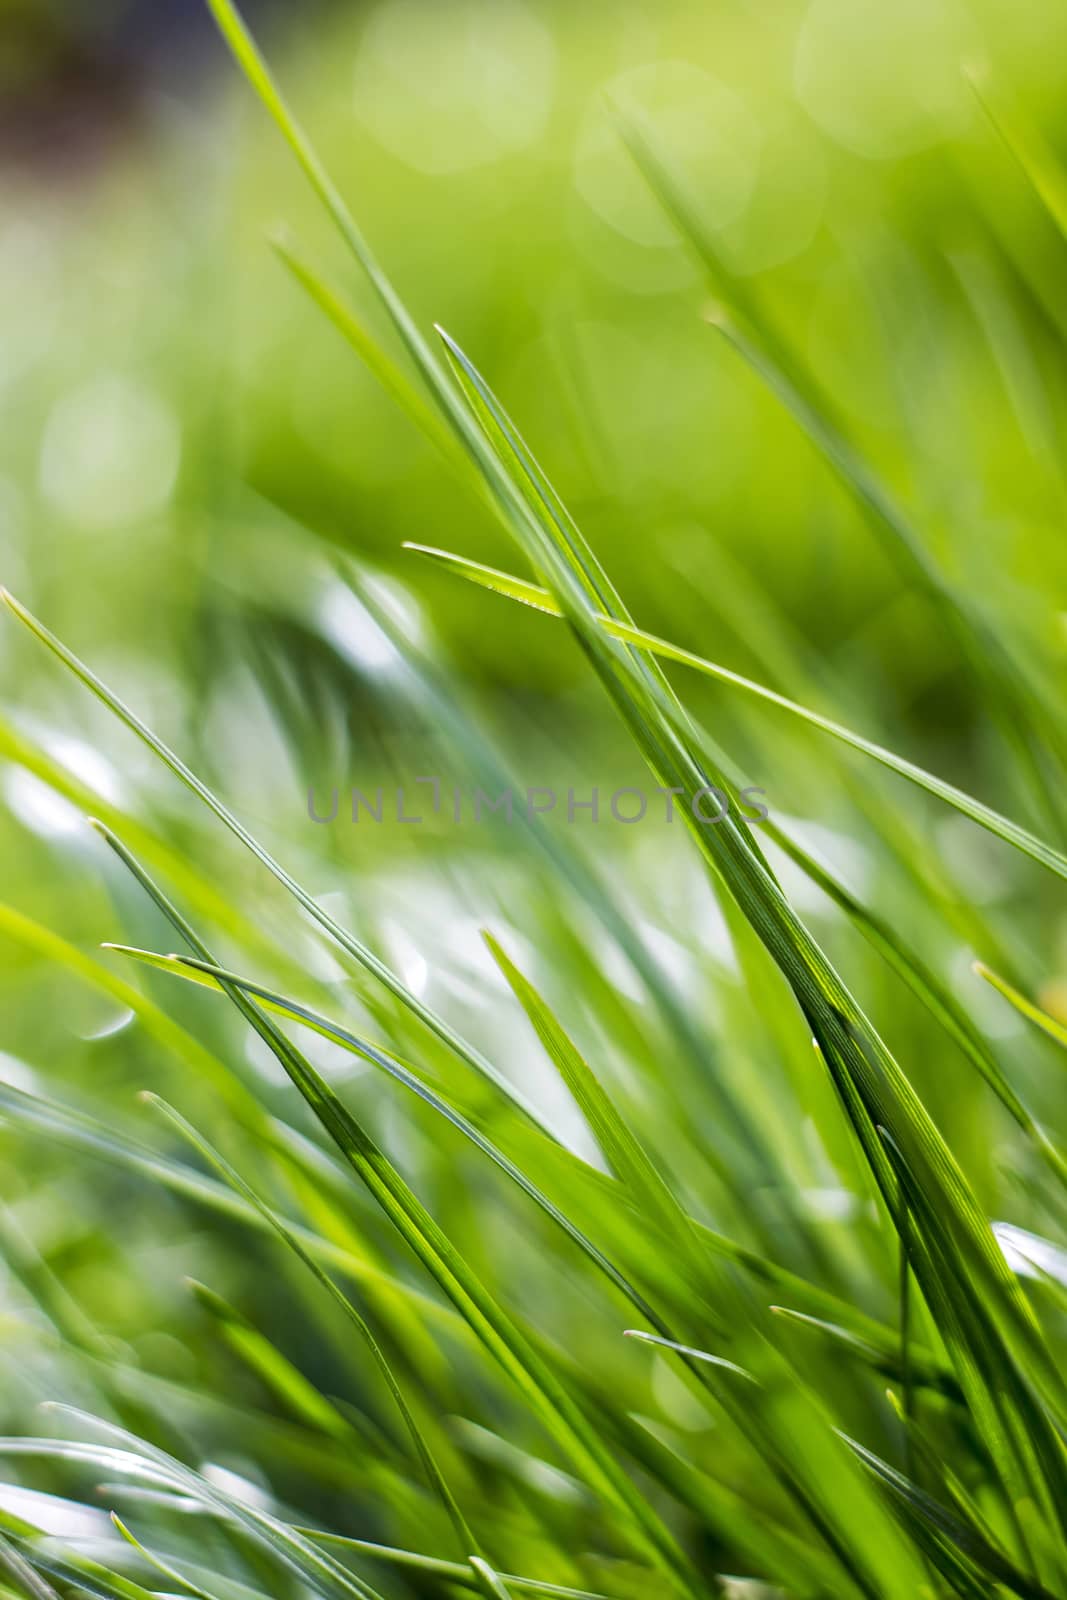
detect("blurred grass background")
[3,0,1067,1592]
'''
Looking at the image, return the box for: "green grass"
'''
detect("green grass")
[2,1,1067,1597]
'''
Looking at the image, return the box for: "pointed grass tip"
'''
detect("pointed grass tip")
[701,300,733,332]
[433,323,462,360]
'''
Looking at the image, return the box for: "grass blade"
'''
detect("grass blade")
[403,546,1067,886]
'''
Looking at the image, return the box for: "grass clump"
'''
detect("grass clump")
[2,3,1067,1599]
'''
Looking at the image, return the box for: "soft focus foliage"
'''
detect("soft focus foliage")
[2,1,1067,1596]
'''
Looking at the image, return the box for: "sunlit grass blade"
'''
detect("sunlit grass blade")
[974,962,1067,1051]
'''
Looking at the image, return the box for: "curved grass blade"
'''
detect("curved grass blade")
[110,1516,219,1600]
[621,1331,756,1385]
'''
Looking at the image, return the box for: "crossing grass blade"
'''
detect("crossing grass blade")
[840,1432,1057,1600]
[401,546,1067,886]
[101,937,688,1345]
[0,1504,162,1600]
[974,962,1067,1051]
[0,1529,64,1600]
[399,545,1067,1199]
[409,546,1067,1188]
